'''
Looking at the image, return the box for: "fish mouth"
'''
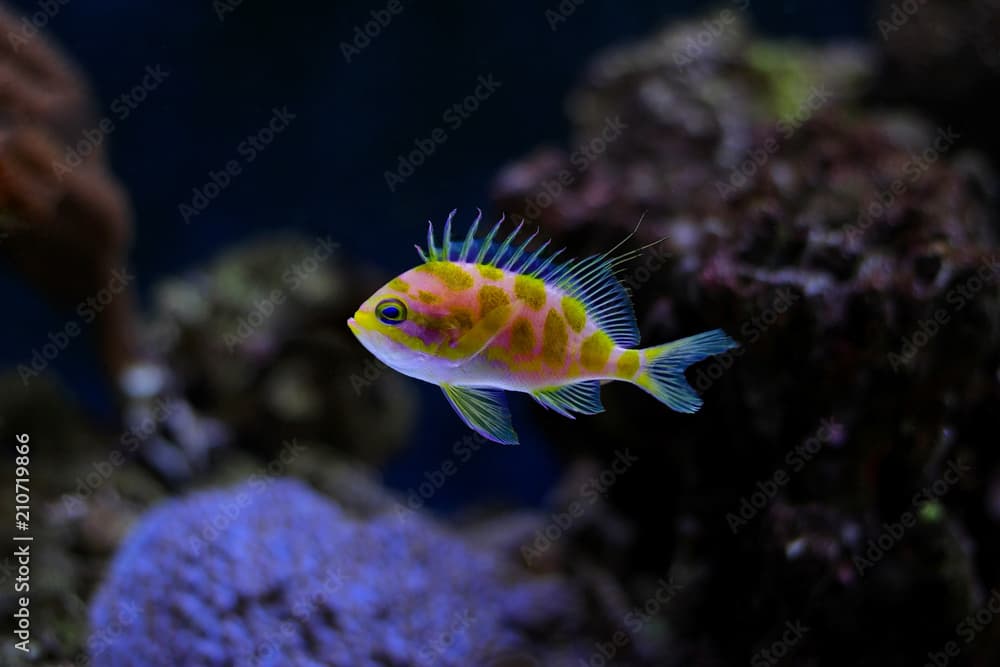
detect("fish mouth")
[347,313,381,360]
[347,311,375,337]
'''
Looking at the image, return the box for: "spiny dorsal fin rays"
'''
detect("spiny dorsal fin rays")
[418,211,563,276]
[501,228,539,271]
[418,209,661,268]
[458,209,482,262]
[521,238,552,274]
[426,221,439,261]
[441,209,456,261]
[474,215,505,264]
[528,246,565,278]
[489,220,524,266]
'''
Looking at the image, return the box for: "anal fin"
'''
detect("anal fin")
[531,381,605,419]
[441,384,519,445]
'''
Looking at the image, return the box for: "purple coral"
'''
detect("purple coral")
[89,479,583,666]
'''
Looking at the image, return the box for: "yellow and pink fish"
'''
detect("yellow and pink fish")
[348,211,736,444]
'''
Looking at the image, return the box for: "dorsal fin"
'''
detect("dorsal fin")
[415,211,665,347]
[416,209,546,273]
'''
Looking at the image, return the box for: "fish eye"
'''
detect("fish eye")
[375,298,407,325]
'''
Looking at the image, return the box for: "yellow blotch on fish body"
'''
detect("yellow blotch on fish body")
[515,275,547,310]
[542,309,568,367]
[616,349,640,378]
[580,331,613,372]
[477,264,504,281]
[417,290,439,304]
[479,285,510,317]
[561,296,586,332]
[418,262,473,291]
[388,277,410,292]
[486,344,542,373]
[451,305,510,360]
[509,318,535,356]
[411,308,473,338]
[447,309,475,336]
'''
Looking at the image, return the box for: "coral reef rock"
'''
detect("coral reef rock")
[146,236,417,464]
[493,16,999,666]
[89,479,596,666]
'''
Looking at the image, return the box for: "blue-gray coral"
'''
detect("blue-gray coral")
[89,479,583,666]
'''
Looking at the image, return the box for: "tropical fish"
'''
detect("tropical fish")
[347,211,737,444]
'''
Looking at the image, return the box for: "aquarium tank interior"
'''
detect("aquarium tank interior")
[1,0,999,665]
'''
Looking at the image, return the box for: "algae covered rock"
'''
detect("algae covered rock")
[493,14,872,228]
[493,15,1000,666]
[145,235,418,465]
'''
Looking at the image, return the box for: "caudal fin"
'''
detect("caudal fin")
[634,329,738,413]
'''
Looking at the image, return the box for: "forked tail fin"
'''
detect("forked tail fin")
[633,329,738,413]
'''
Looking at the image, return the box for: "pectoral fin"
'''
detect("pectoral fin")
[441,384,518,445]
[531,381,605,419]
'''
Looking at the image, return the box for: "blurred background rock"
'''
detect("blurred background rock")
[492,11,1000,666]
[144,235,417,465]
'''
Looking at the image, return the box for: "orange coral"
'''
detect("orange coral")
[0,4,137,381]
